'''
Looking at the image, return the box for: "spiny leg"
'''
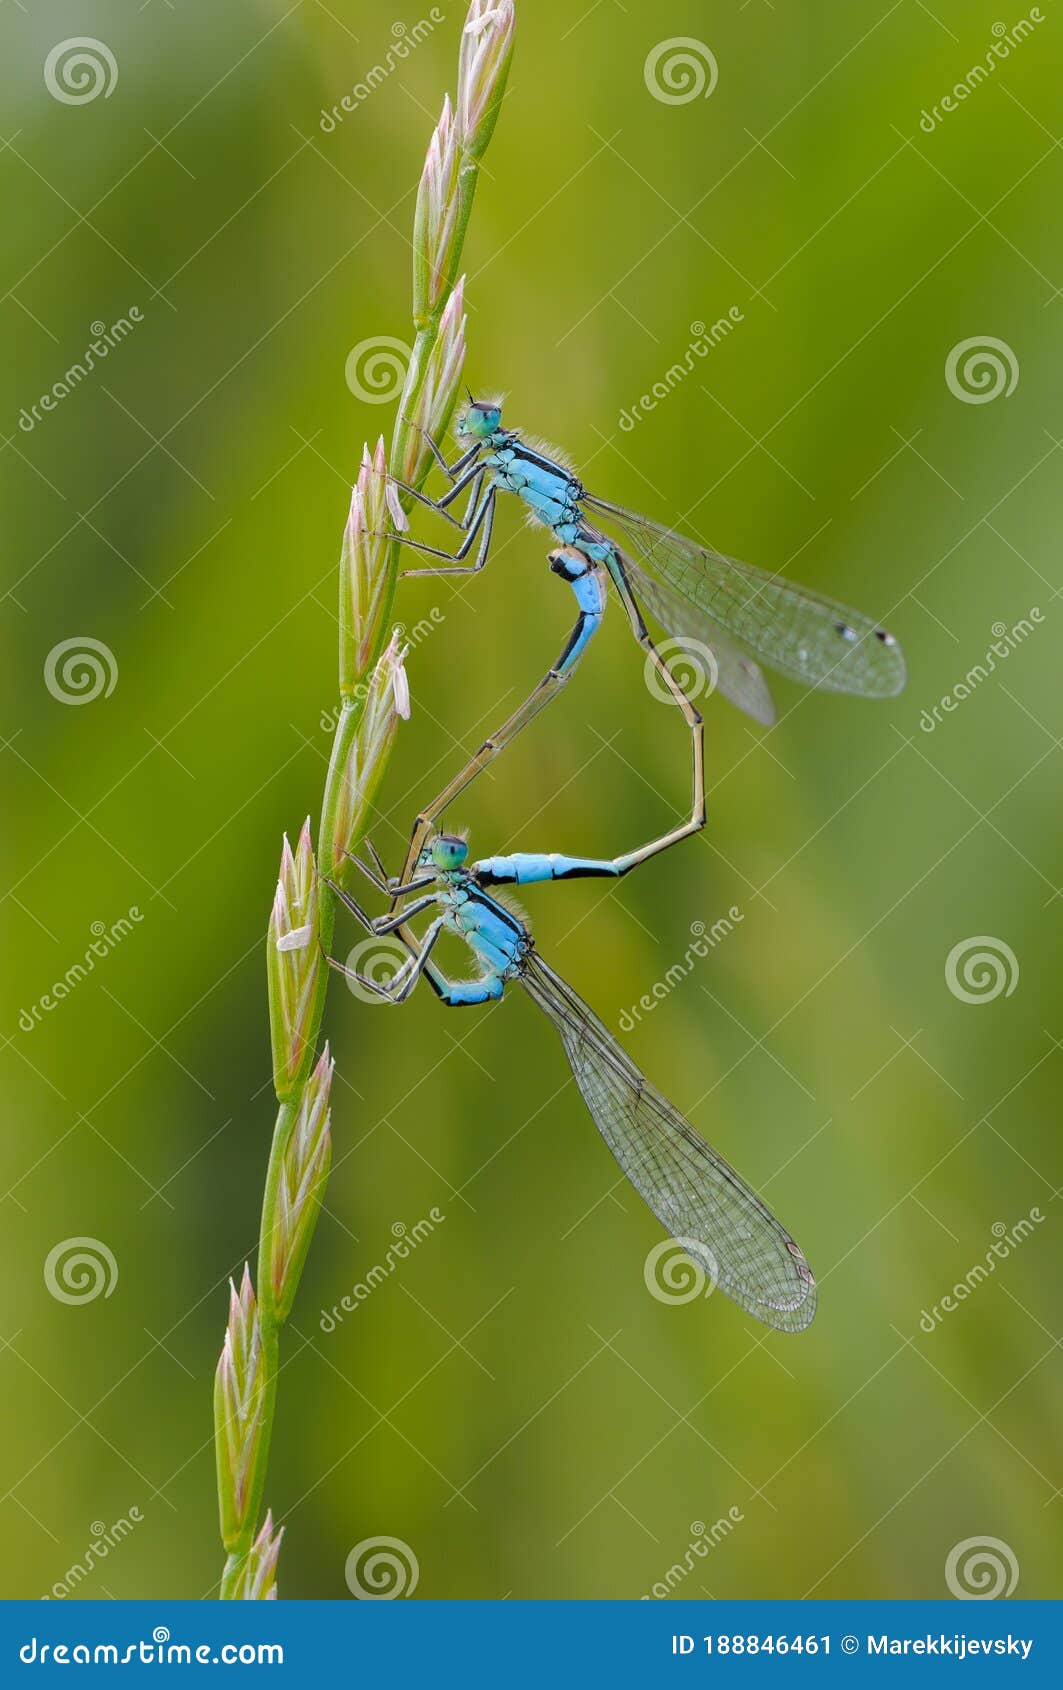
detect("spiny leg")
[327,870,447,1003]
[600,552,706,873]
[327,875,438,936]
[402,424,480,483]
[329,859,501,1009]
[396,669,570,893]
[395,488,497,578]
[393,556,608,894]
[379,918,446,1005]
[361,835,390,885]
[466,556,706,885]
[338,843,434,900]
[386,462,485,529]
[326,915,446,1005]
[325,871,428,1001]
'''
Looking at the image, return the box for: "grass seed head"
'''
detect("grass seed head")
[267,820,320,1100]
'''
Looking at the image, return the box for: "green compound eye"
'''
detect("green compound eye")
[460,402,501,438]
[431,835,469,871]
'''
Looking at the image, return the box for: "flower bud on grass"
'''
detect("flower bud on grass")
[401,279,467,487]
[269,1048,333,1322]
[340,440,391,691]
[229,1512,283,1600]
[458,0,515,159]
[229,1521,283,1595]
[331,632,411,873]
[214,1267,266,1552]
[267,821,320,1101]
[413,96,459,322]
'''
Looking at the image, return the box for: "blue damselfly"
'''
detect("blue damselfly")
[327,833,817,1333]
[386,399,905,883]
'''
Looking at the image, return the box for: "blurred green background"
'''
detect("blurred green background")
[2,0,1061,1602]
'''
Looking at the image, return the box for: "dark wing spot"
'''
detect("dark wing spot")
[835,622,858,643]
[786,1239,816,1284]
[874,628,895,644]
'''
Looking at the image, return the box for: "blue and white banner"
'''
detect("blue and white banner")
[2,1601,1060,1682]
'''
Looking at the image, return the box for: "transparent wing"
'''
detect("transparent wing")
[615,547,777,726]
[588,495,906,701]
[522,953,816,1333]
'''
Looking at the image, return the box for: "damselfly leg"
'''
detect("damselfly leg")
[391,544,706,892]
[326,865,499,1008]
[384,485,498,577]
[393,550,607,890]
[604,551,706,874]
[324,875,445,1005]
[402,420,480,483]
[339,842,433,900]
[388,462,485,529]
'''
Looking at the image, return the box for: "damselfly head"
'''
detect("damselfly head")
[457,397,502,440]
[428,833,470,874]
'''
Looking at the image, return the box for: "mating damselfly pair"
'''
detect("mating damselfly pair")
[331,399,905,1333]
